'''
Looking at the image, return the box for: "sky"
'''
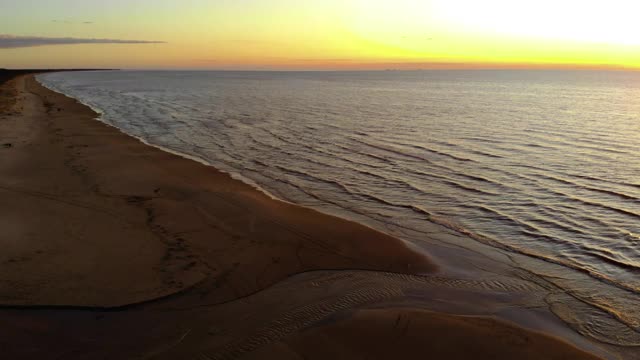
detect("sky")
[1,0,639,70]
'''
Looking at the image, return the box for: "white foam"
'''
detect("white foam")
[36,73,288,204]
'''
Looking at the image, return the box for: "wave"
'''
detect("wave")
[386,140,477,162]
[531,172,637,201]
[37,70,640,344]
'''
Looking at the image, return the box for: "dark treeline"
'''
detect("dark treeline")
[0,69,115,85]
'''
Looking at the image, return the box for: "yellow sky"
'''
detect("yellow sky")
[1,0,639,69]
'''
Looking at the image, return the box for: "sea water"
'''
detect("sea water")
[39,70,640,346]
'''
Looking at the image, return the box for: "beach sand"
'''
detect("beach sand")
[0,73,609,359]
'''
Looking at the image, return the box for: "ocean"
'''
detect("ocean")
[38,70,640,346]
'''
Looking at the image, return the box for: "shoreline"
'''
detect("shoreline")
[0,73,622,359]
[1,73,436,308]
[36,71,640,346]
[37,72,299,205]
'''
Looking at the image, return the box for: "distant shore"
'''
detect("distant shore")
[0,72,609,359]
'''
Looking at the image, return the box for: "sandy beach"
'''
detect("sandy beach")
[0,72,615,359]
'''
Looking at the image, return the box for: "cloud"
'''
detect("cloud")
[51,20,94,24]
[0,34,165,49]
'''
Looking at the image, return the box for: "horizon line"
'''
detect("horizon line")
[3,63,639,72]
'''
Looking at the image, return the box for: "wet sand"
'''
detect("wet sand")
[0,73,612,359]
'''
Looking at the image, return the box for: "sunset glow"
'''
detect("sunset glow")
[1,0,639,69]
